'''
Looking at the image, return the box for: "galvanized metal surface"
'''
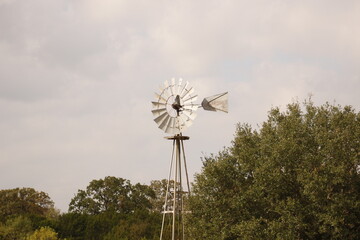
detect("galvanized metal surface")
[201,92,228,113]
[152,78,198,134]
[160,135,190,240]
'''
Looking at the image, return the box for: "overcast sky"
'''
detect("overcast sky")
[1,0,359,212]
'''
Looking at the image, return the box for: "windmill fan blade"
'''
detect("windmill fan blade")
[170,78,176,95]
[155,93,167,103]
[151,108,167,116]
[181,87,194,99]
[165,117,175,134]
[152,101,166,108]
[165,86,173,99]
[154,112,168,125]
[177,116,184,128]
[201,92,228,113]
[183,95,198,105]
[159,115,171,131]
[183,119,193,128]
[160,88,170,99]
[173,78,181,95]
[179,81,189,97]
[179,115,193,128]
[178,78,183,87]
[182,110,197,120]
[158,86,164,95]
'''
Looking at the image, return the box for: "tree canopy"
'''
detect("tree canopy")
[68,176,155,215]
[0,179,161,240]
[0,188,54,221]
[62,176,160,240]
[188,101,360,239]
[0,188,59,240]
[27,226,59,240]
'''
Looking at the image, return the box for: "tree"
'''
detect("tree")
[188,101,360,239]
[64,177,159,239]
[68,176,155,215]
[27,226,59,240]
[149,179,179,213]
[103,210,161,240]
[0,215,32,240]
[0,188,54,221]
[55,213,90,240]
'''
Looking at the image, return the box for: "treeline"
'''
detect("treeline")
[187,101,360,239]
[0,178,169,240]
[1,101,360,239]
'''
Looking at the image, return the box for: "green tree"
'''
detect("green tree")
[149,179,179,212]
[68,176,155,215]
[0,188,54,221]
[83,212,121,240]
[188,101,360,239]
[55,213,90,240]
[103,210,161,240]
[0,216,32,240]
[27,226,59,240]
[64,177,159,240]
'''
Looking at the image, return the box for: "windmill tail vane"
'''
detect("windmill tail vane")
[201,92,228,113]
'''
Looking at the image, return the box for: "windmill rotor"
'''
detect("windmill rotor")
[152,78,198,135]
[152,78,228,135]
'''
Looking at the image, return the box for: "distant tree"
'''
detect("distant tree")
[27,226,59,240]
[63,177,160,239]
[149,179,176,212]
[83,212,122,240]
[68,176,155,215]
[0,215,32,240]
[188,101,360,239]
[55,213,90,240]
[103,210,161,240]
[0,188,55,221]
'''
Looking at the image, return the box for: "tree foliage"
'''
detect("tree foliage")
[103,210,161,240]
[188,101,360,239]
[0,188,54,221]
[0,216,32,240]
[27,226,59,240]
[149,179,180,213]
[57,176,161,239]
[68,176,155,215]
[0,178,162,240]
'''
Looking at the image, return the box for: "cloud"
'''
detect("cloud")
[0,0,359,212]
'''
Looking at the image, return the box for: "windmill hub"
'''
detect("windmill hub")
[171,95,183,115]
[152,79,198,134]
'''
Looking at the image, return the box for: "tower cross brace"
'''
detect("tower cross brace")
[160,134,191,240]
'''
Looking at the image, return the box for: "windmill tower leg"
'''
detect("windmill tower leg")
[160,134,190,240]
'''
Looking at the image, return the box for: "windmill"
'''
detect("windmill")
[151,78,228,240]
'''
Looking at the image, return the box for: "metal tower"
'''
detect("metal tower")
[152,78,228,240]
